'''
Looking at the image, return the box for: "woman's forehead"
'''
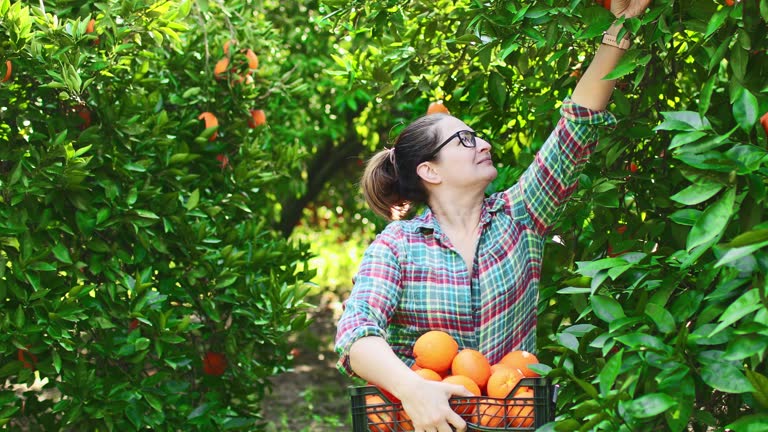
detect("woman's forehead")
[435,116,470,140]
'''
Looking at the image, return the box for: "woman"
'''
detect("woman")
[335,1,651,430]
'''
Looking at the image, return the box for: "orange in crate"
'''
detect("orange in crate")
[499,350,540,378]
[413,330,458,373]
[451,348,492,389]
[486,367,525,398]
[474,398,507,428]
[443,375,481,416]
[365,395,396,432]
[508,390,535,427]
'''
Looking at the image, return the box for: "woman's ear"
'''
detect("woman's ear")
[416,161,442,185]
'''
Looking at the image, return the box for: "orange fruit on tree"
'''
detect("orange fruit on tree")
[249,109,267,128]
[245,49,259,70]
[2,60,11,83]
[443,374,481,416]
[508,390,534,427]
[426,101,450,115]
[202,351,227,376]
[451,349,492,389]
[413,330,458,373]
[414,368,442,382]
[365,395,396,432]
[223,39,236,55]
[214,57,230,78]
[198,112,219,141]
[499,350,539,377]
[760,112,768,137]
[486,367,525,399]
[86,19,95,34]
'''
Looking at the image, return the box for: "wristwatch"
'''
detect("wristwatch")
[602,30,631,50]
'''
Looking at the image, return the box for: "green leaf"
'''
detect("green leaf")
[670,182,723,205]
[725,335,768,361]
[725,414,768,432]
[186,189,200,211]
[52,243,73,264]
[598,349,622,397]
[655,111,712,132]
[669,131,707,150]
[732,87,759,132]
[52,350,62,374]
[487,71,507,110]
[603,53,650,81]
[701,362,755,394]
[727,229,768,247]
[670,209,701,226]
[745,369,768,409]
[705,7,729,37]
[621,393,676,419]
[715,240,768,268]
[135,210,160,219]
[686,187,735,252]
[591,295,625,322]
[645,303,676,333]
[709,288,762,337]
[699,75,716,115]
[28,262,56,271]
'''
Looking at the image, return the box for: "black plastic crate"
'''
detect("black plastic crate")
[350,377,556,431]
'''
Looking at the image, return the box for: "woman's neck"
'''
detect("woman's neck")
[428,192,485,232]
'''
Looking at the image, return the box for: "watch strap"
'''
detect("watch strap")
[602,31,631,50]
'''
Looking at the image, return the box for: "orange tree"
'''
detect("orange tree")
[0,0,316,429]
[320,0,768,430]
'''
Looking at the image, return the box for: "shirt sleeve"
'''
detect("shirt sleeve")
[505,98,616,235]
[334,229,403,377]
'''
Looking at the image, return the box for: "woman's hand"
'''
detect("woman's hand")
[611,0,652,18]
[398,379,474,432]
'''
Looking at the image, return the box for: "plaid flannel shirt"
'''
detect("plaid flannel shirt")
[335,99,616,377]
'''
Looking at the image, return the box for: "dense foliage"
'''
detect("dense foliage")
[1,0,316,429]
[320,0,768,430]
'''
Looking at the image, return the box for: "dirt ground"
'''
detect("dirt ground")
[262,292,354,432]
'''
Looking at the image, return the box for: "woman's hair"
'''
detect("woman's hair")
[361,114,450,221]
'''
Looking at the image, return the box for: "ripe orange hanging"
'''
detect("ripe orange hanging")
[214,58,230,79]
[86,19,95,34]
[245,49,259,70]
[426,101,450,115]
[249,109,267,128]
[202,351,227,376]
[2,60,11,83]
[198,112,219,141]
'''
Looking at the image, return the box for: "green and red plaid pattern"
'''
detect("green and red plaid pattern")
[335,99,616,377]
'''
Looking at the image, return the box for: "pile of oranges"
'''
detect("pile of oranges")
[365,330,541,430]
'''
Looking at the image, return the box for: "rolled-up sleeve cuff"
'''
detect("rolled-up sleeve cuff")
[560,98,617,127]
[335,326,387,378]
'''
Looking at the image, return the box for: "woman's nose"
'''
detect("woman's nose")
[477,138,491,152]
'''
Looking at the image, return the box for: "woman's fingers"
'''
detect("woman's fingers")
[446,409,468,432]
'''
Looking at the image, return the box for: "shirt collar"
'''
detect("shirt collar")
[407,194,505,234]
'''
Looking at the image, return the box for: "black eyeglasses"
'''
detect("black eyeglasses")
[424,130,481,161]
